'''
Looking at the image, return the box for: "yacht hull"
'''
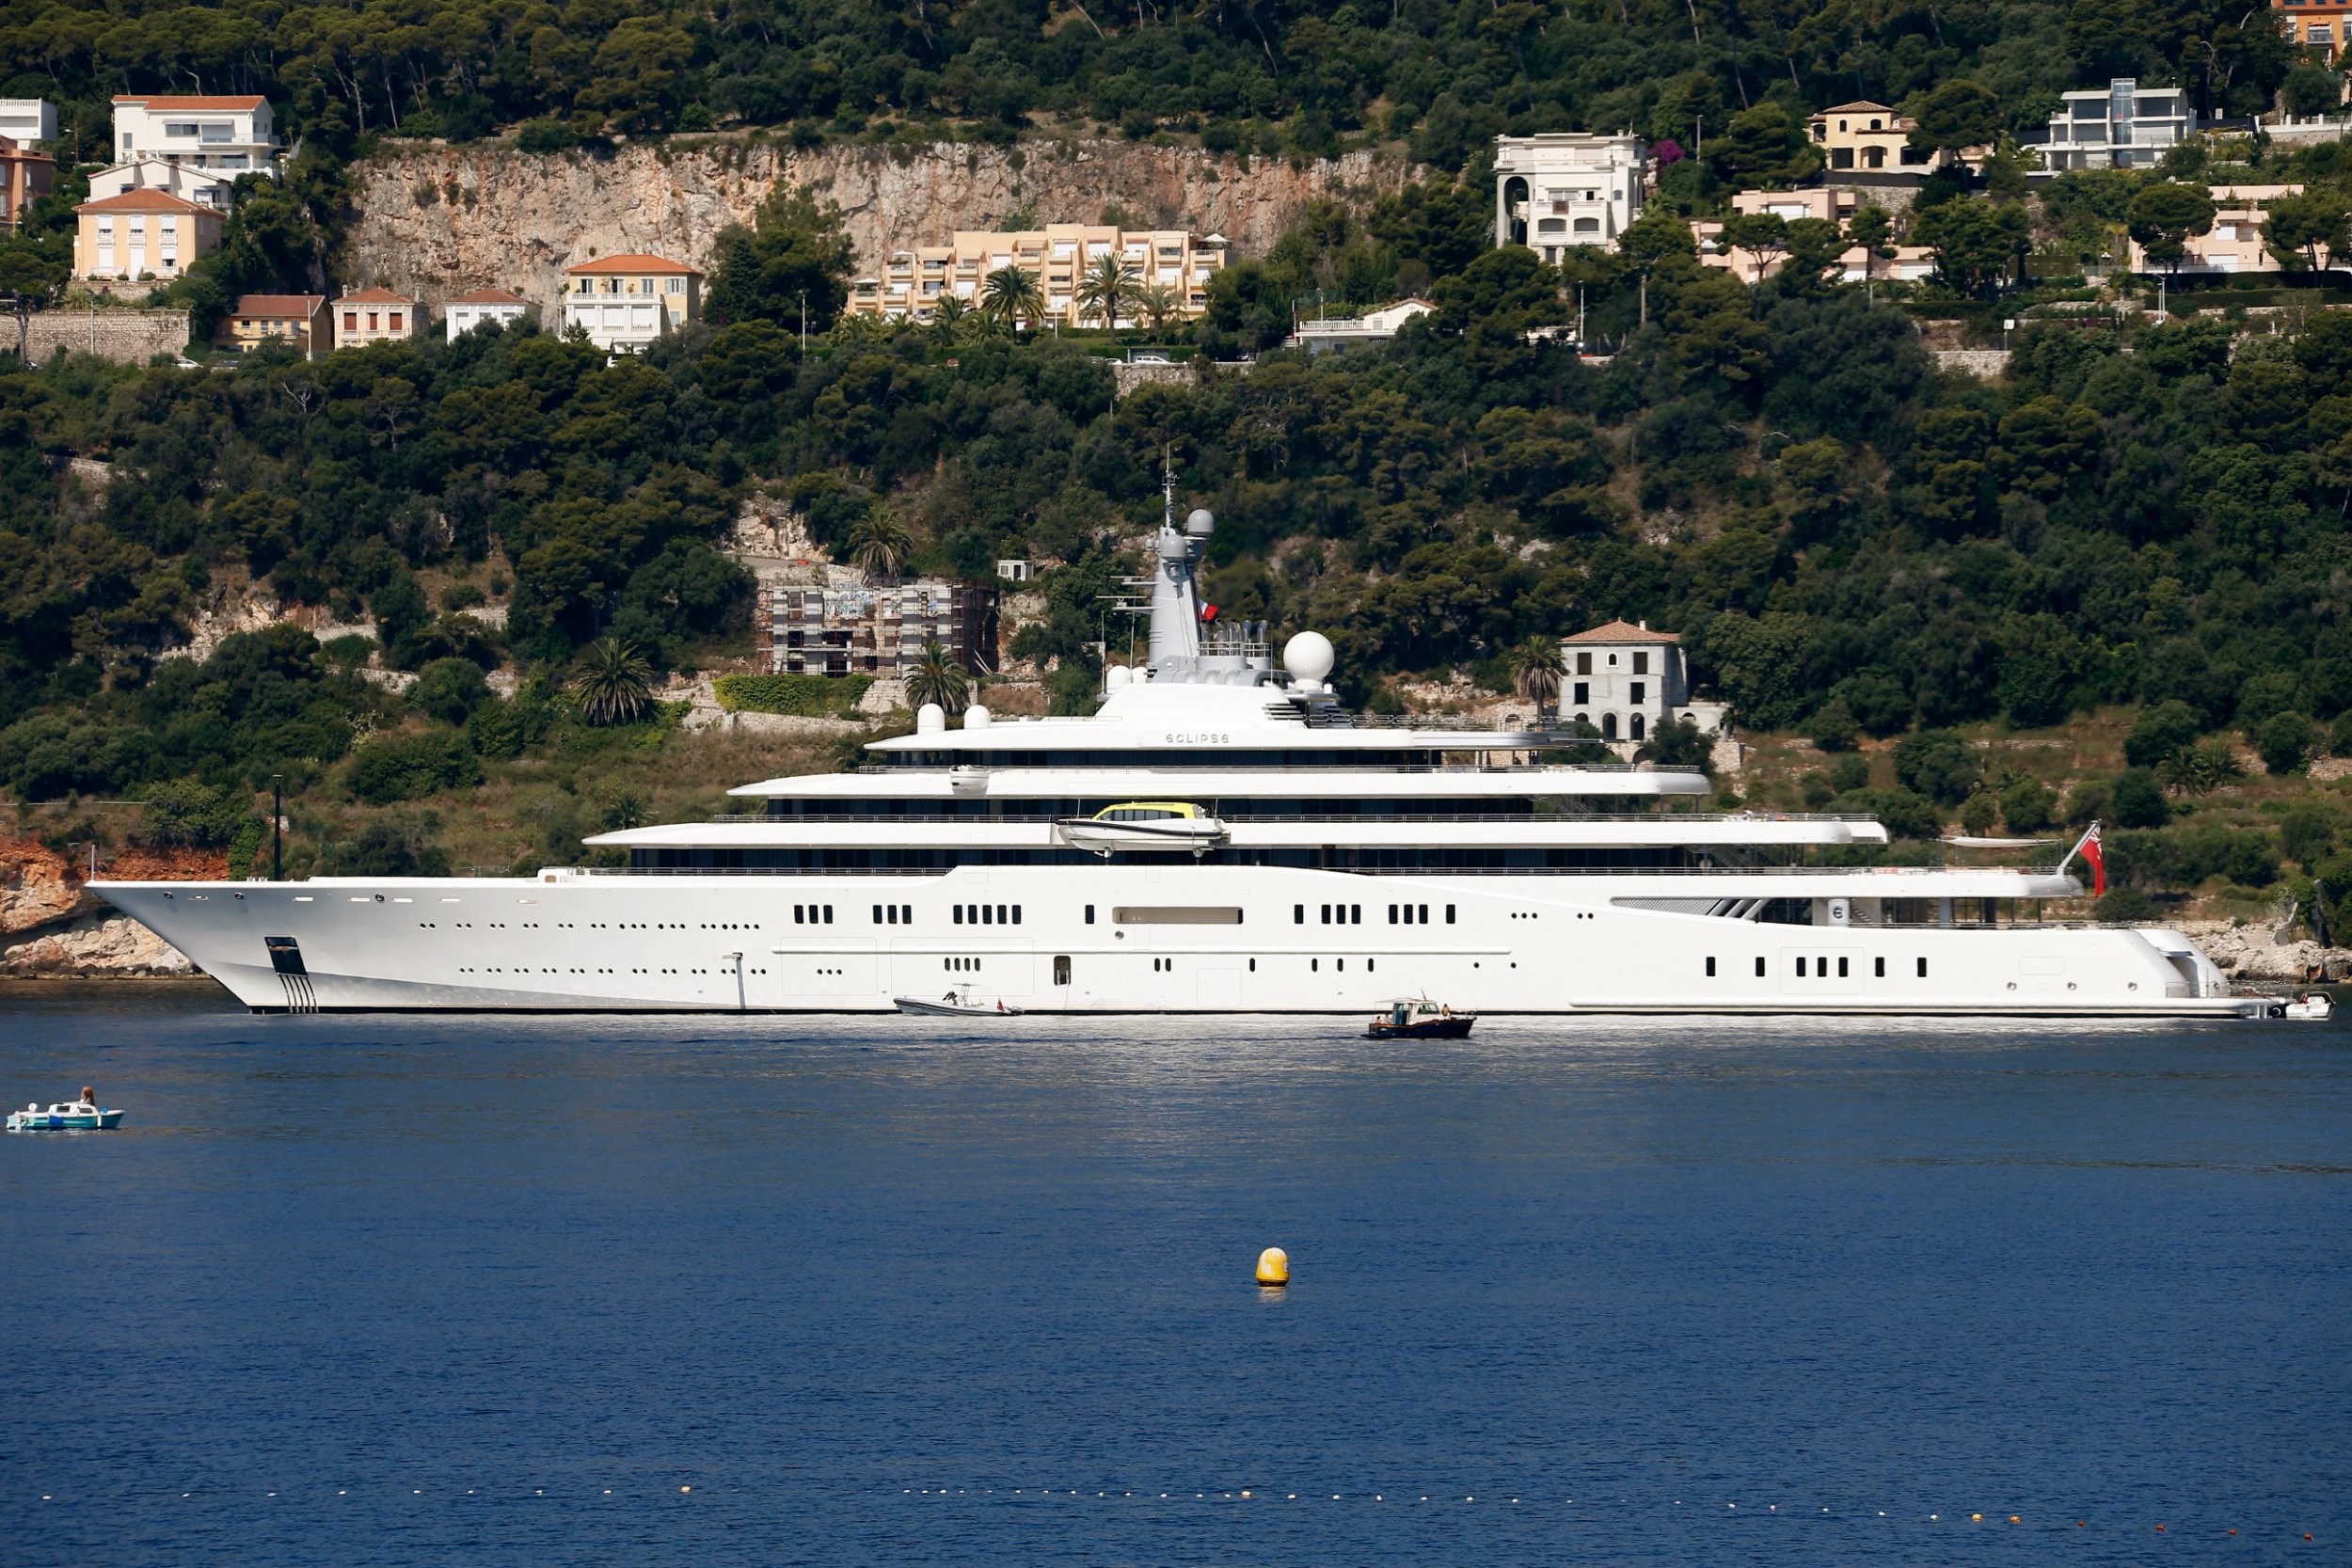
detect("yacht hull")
[92,869,2249,1019]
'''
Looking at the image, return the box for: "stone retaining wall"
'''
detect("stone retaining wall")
[14,309,191,366]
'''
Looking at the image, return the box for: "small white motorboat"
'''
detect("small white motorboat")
[8,1099,123,1132]
[894,990,1025,1018]
[1054,801,1229,858]
[2253,992,2335,1021]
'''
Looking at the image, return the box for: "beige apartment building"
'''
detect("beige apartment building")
[72,188,221,281]
[2125,185,2304,274]
[1692,187,1934,286]
[754,581,999,678]
[334,287,422,348]
[845,225,1229,328]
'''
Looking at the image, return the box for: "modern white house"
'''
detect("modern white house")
[1494,134,1646,260]
[110,95,278,181]
[1287,298,1435,352]
[0,99,56,147]
[443,287,533,340]
[561,254,702,352]
[86,157,238,212]
[1560,619,1727,744]
[2041,79,2196,171]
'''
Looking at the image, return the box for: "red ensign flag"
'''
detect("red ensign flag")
[2082,822,2106,896]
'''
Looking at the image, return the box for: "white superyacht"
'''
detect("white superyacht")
[96,499,2239,1016]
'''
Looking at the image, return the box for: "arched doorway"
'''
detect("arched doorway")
[1629,713,1646,741]
[1501,176,1530,246]
[1601,712,1619,740]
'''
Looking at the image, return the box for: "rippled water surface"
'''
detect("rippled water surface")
[2,982,2347,1564]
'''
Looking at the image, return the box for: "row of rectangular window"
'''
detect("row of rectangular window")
[1705,957,1928,978]
[792,905,835,924]
[862,903,1028,926]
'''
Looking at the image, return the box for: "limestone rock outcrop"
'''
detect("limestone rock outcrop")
[3,916,196,977]
[345,138,1424,307]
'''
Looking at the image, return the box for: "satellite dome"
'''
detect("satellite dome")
[916,703,946,735]
[1282,630,1336,686]
[1105,664,1133,689]
[963,703,992,729]
[1185,507,1216,536]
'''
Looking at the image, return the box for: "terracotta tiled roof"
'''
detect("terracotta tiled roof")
[1565,619,1680,644]
[446,287,530,304]
[0,135,56,162]
[336,287,415,304]
[75,189,215,215]
[1817,101,1897,115]
[563,253,703,276]
[230,294,325,317]
[113,95,267,110]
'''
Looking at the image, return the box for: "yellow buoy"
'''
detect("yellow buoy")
[1255,1246,1290,1287]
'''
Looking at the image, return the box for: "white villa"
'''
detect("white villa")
[1494,134,1647,260]
[111,94,278,183]
[444,287,533,340]
[1561,620,1726,744]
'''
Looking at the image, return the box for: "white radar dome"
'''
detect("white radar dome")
[963,703,992,728]
[1282,630,1336,686]
[1185,508,1216,537]
[916,702,946,735]
[1105,665,1134,690]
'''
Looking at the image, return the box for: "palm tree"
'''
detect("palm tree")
[906,639,970,714]
[929,293,970,345]
[848,504,915,580]
[1506,636,1565,723]
[1134,282,1182,336]
[980,265,1045,332]
[1075,251,1139,330]
[571,637,655,726]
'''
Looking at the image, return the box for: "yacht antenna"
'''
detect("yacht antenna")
[1162,446,1176,532]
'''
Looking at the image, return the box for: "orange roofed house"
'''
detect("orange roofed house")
[72,188,220,282]
[334,287,421,348]
[561,253,701,352]
[215,294,328,359]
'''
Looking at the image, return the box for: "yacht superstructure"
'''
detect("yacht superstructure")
[95,497,2240,1016]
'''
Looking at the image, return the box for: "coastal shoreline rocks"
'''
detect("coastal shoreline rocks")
[2174,920,2345,984]
[3,915,196,977]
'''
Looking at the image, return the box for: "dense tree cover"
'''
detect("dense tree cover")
[0,0,2297,179]
[19,181,2352,764]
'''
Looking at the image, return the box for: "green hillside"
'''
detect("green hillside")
[6,0,2352,918]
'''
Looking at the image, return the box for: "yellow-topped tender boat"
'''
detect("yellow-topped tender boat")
[1053,801,1231,858]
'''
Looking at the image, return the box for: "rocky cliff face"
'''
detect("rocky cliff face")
[0,838,221,977]
[344,138,1423,307]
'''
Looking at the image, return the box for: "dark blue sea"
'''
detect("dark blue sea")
[2,984,2346,1565]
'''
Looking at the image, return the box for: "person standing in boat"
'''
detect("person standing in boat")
[80,1085,95,1107]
